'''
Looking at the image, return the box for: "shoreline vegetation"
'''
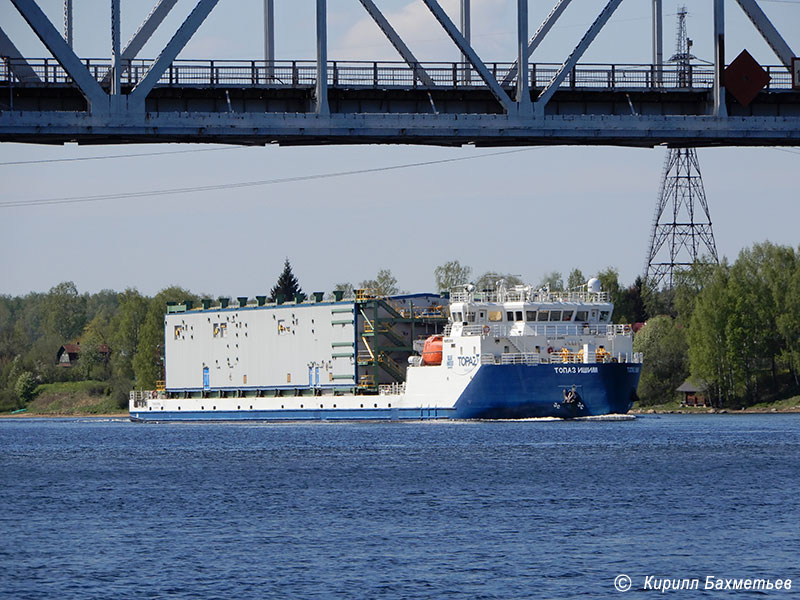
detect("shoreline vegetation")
[3,244,800,416]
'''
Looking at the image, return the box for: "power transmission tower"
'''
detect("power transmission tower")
[644,7,719,289]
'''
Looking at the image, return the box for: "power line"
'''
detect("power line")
[0,146,243,167]
[0,147,537,209]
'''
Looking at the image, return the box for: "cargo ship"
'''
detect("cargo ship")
[129,279,642,421]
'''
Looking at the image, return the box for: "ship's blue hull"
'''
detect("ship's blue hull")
[452,362,640,419]
[130,363,640,422]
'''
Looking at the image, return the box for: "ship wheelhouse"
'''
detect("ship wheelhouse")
[441,280,640,367]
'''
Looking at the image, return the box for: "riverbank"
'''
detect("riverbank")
[0,381,127,418]
[631,395,800,414]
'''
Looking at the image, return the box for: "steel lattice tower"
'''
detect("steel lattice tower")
[644,7,718,289]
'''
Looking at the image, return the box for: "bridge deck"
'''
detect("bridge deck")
[1,59,798,147]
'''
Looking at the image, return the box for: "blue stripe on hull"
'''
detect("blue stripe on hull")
[453,363,640,419]
[130,407,457,422]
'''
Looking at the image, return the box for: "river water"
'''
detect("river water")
[1,415,798,599]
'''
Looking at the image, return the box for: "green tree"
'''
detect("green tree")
[671,260,717,326]
[360,269,400,296]
[434,260,472,292]
[537,271,563,290]
[633,315,688,405]
[133,287,198,389]
[596,267,632,323]
[110,289,149,381]
[688,265,735,406]
[616,277,648,324]
[44,281,86,342]
[474,272,523,292]
[78,312,111,380]
[567,268,585,289]
[327,282,354,301]
[779,254,800,384]
[268,259,303,302]
[14,371,37,406]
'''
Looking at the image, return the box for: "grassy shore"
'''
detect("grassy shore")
[1,381,128,417]
[631,395,800,414]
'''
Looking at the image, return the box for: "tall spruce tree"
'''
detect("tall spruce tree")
[269,259,303,302]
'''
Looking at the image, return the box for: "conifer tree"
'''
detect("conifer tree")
[269,259,303,302]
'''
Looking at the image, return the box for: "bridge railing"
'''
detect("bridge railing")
[1,57,794,91]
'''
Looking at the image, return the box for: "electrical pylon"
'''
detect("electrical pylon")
[644,7,719,289]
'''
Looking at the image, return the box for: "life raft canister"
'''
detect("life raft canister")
[421,335,444,366]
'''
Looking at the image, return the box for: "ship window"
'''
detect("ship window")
[453,311,462,321]
[600,311,611,323]
[562,310,574,321]
[549,311,562,321]
[576,310,588,321]
[515,311,523,322]
[479,312,485,320]
[526,311,536,322]
[465,312,476,323]
[488,311,503,322]
[506,311,513,321]
[537,311,549,322]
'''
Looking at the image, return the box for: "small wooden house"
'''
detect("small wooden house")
[677,379,709,407]
[56,343,110,367]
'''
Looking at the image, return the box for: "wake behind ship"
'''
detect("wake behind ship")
[130,279,642,421]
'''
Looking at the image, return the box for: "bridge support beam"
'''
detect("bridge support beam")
[422,0,513,113]
[316,0,329,115]
[536,0,623,114]
[734,0,796,71]
[503,0,573,86]
[264,0,274,79]
[713,0,727,117]
[63,0,72,47]
[357,0,434,87]
[101,0,179,86]
[11,0,107,111]
[652,0,663,86]
[0,26,41,83]
[111,0,121,97]
[460,0,471,84]
[128,0,219,111]
[516,0,532,114]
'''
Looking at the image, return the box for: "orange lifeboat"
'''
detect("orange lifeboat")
[421,335,443,366]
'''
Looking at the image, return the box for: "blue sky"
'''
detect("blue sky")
[1,0,798,297]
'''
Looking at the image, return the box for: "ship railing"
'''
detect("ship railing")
[457,323,632,338]
[501,352,541,365]
[480,352,541,365]
[449,290,611,304]
[378,382,405,396]
[129,389,163,408]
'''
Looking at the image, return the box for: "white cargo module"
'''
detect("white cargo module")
[164,294,444,394]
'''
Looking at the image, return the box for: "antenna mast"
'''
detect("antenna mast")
[644,7,718,289]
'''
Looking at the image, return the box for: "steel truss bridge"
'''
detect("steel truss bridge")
[1,0,799,147]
